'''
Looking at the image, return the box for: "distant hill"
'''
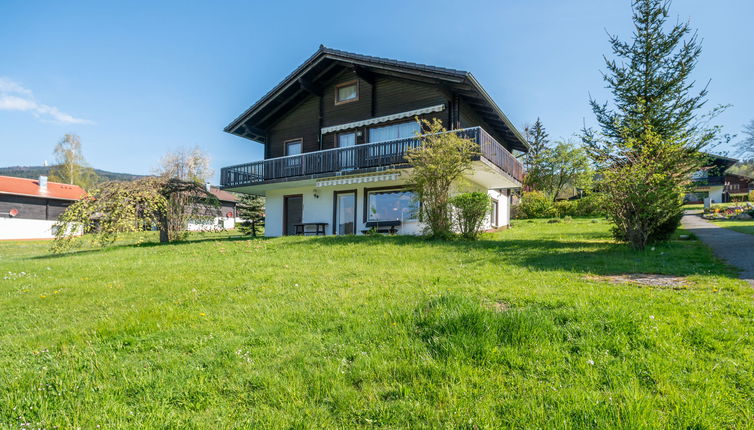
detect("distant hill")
[0,165,143,182]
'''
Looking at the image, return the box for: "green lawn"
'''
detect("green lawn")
[1,220,752,428]
[711,219,754,236]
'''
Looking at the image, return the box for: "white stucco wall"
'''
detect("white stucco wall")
[708,186,724,204]
[265,179,424,237]
[0,218,81,240]
[262,178,514,237]
[487,189,510,228]
[186,217,239,231]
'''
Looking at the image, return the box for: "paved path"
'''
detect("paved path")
[681,213,754,286]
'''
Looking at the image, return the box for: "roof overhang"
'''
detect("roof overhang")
[225,46,530,152]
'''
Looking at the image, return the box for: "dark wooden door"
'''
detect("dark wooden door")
[283,195,303,236]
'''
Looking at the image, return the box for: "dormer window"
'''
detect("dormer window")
[335,80,358,105]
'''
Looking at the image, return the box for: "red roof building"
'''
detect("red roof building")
[0,175,86,240]
[0,175,85,201]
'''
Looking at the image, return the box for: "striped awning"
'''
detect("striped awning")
[320,104,446,134]
[316,173,400,188]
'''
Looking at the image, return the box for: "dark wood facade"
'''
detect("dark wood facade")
[0,194,73,221]
[265,70,468,160]
[222,47,530,190]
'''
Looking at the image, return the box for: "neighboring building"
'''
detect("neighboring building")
[0,175,85,240]
[688,154,744,203]
[724,173,754,201]
[186,185,240,231]
[220,46,529,236]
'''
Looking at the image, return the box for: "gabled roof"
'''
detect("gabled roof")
[0,176,85,201]
[208,186,238,203]
[225,46,529,152]
[702,153,738,172]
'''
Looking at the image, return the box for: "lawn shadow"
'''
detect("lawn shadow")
[287,234,739,279]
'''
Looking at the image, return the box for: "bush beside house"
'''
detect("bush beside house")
[513,191,605,219]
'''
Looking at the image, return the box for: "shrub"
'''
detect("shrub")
[612,212,682,244]
[554,200,577,217]
[574,193,606,217]
[450,192,491,239]
[597,129,697,249]
[515,191,557,219]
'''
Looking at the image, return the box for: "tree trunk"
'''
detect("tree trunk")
[159,214,169,243]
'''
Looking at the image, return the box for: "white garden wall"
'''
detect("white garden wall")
[187,217,239,231]
[0,218,80,240]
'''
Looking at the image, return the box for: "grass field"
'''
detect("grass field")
[1,219,752,428]
[710,219,754,236]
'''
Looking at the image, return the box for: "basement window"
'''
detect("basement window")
[335,81,358,104]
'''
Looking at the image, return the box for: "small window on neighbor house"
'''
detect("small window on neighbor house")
[335,81,358,104]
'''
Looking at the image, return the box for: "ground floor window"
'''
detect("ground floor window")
[365,189,419,222]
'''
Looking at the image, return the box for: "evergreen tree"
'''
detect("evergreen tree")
[586,0,719,249]
[237,194,265,237]
[588,0,713,153]
[522,118,550,191]
[49,134,99,189]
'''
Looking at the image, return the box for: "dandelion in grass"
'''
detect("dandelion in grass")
[199,312,207,317]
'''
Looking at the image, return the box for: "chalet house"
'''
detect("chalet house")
[0,175,84,240]
[687,154,752,203]
[220,47,529,236]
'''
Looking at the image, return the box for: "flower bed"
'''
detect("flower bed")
[702,202,754,220]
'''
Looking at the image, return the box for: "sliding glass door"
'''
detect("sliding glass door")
[334,191,356,235]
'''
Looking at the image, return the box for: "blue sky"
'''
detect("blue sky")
[1,0,752,183]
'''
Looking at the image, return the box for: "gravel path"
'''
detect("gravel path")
[681,213,754,286]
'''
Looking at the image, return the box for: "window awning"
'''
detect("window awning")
[316,173,400,188]
[320,104,446,135]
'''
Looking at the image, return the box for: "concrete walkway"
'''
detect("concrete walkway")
[681,213,754,286]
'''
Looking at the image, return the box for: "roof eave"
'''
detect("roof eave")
[465,73,530,152]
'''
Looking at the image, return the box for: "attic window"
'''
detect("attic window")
[335,81,358,105]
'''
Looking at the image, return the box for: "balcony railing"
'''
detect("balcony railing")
[221,126,524,188]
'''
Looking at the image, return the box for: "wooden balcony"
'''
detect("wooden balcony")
[221,127,524,188]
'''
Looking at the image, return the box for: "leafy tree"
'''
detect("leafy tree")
[156,147,215,241]
[585,0,718,248]
[522,118,550,190]
[237,194,265,236]
[406,118,479,238]
[540,141,593,201]
[51,177,219,252]
[49,134,99,189]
